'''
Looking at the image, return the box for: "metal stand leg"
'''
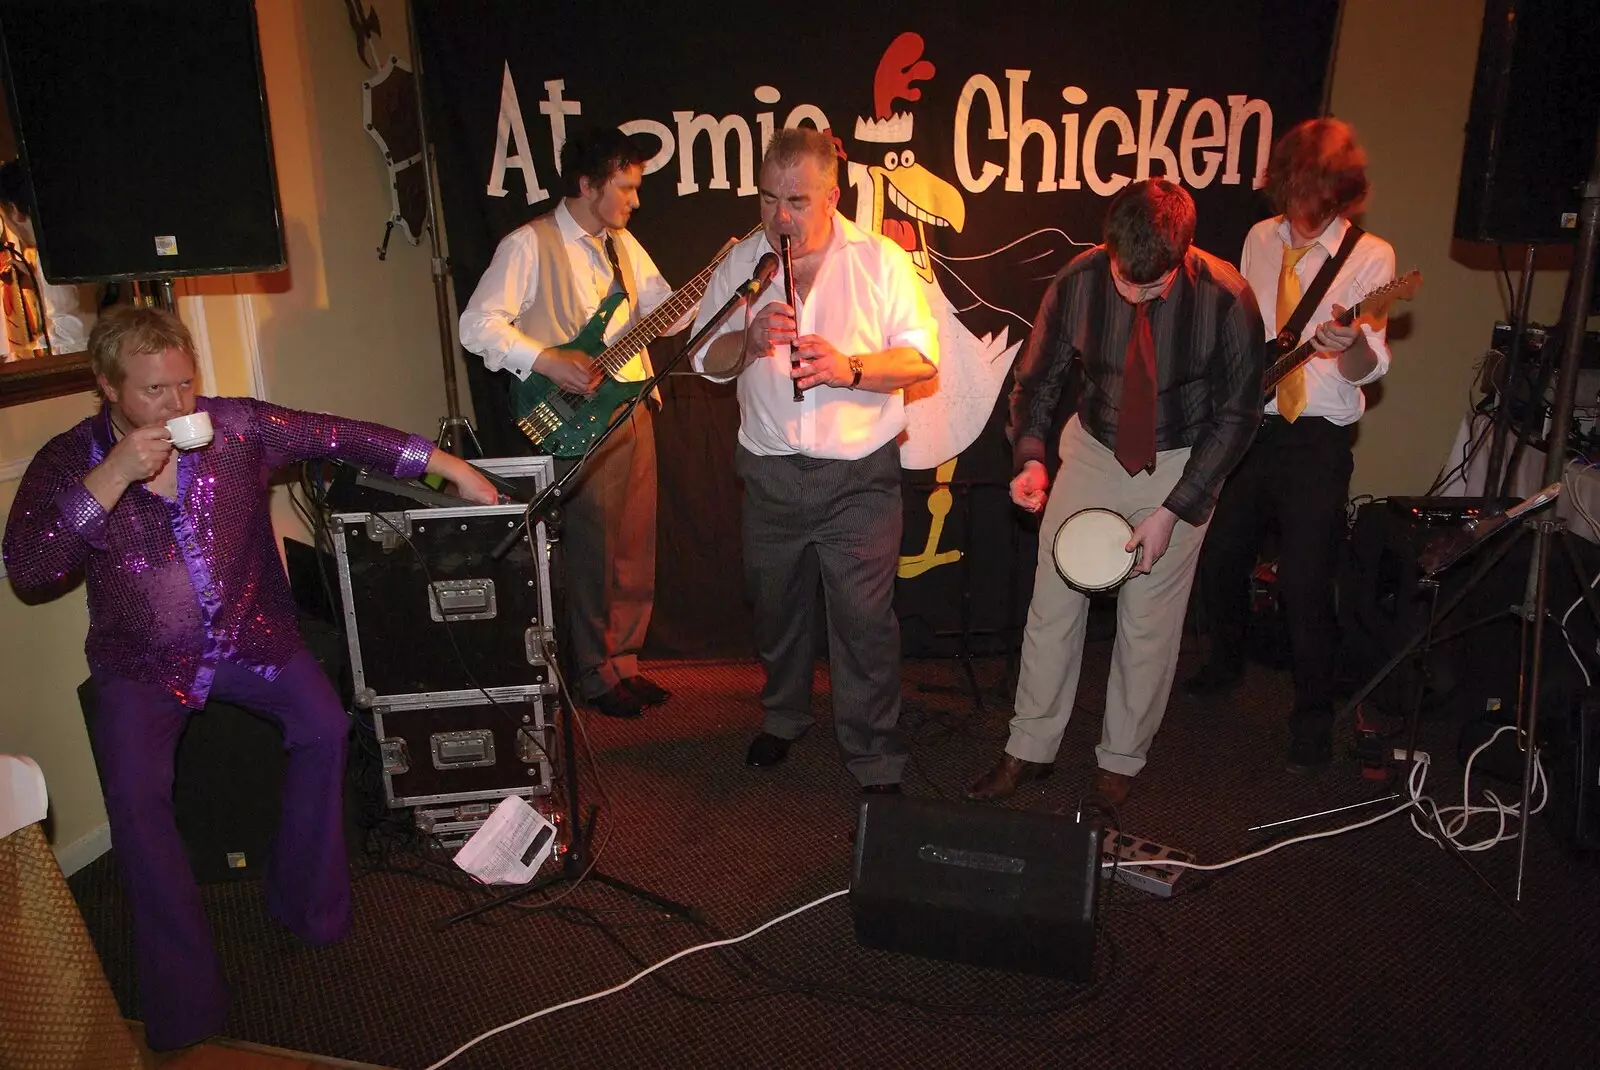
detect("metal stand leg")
[435,415,482,460]
[1399,578,1439,769]
[1515,519,1557,902]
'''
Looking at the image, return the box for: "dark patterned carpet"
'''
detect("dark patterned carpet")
[70,645,1600,1070]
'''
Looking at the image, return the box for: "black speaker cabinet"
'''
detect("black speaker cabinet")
[850,796,1100,981]
[1453,0,1600,244]
[1545,689,1600,852]
[77,679,291,884]
[76,626,359,884]
[0,0,285,282]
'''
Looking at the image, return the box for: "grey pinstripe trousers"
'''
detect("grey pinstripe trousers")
[735,439,906,787]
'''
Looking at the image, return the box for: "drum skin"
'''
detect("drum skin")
[1052,508,1136,592]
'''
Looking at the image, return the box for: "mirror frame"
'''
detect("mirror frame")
[0,350,94,407]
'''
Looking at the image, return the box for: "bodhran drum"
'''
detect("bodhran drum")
[1052,508,1137,592]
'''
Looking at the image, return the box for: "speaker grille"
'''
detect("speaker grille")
[1453,0,1600,244]
[850,796,1100,980]
[0,0,285,282]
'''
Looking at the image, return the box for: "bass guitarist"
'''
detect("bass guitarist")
[461,126,686,718]
[1186,118,1396,774]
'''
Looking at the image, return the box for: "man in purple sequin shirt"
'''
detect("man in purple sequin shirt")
[3,306,496,1050]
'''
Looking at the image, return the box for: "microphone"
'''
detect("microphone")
[737,252,779,298]
[781,235,802,401]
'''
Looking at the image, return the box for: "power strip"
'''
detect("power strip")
[1100,828,1192,898]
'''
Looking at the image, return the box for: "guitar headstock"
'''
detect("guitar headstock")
[1352,268,1423,323]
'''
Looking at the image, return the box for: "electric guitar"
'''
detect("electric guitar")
[511,230,751,457]
[1262,269,1423,400]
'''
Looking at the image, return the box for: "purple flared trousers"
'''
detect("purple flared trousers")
[90,648,351,1050]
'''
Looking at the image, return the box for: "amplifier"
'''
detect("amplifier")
[1488,321,1600,370]
[1383,496,1513,529]
[1545,689,1600,852]
[413,793,565,858]
[850,796,1100,981]
[374,691,554,809]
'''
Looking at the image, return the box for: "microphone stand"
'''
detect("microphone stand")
[441,278,764,934]
[437,269,768,930]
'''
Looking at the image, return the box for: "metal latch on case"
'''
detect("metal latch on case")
[380,738,410,775]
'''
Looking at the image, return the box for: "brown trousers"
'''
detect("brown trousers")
[555,404,657,698]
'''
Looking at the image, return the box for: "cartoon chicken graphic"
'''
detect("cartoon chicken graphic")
[847,33,1083,576]
[849,32,1084,478]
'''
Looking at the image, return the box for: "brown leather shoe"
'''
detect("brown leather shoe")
[966,753,1053,801]
[1090,769,1132,806]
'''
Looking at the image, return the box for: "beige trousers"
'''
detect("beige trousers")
[1006,416,1210,776]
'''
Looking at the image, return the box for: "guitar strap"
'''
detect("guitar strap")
[603,230,658,400]
[1275,223,1364,355]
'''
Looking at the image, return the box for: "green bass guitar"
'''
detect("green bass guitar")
[509,232,746,457]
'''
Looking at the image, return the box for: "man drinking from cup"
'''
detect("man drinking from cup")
[2,305,496,1050]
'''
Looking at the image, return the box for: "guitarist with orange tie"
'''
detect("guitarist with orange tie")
[1188,118,1399,774]
[460,127,690,719]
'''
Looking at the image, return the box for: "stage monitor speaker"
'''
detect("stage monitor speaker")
[0,0,285,283]
[850,796,1100,981]
[1452,0,1600,244]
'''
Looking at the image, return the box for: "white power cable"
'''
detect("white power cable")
[426,732,1553,1067]
[1407,726,1546,852]
[1113,727,1548,873]
[421,888,849,1070]
[1104,798,1416,873]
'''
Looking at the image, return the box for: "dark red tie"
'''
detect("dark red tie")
[1116,302,1157,476]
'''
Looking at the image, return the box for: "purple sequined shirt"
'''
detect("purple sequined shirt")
[3,396,434,707]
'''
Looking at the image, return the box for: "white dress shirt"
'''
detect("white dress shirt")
[692,213,937,460]
[458,200,674,382]
[1241,214,1395,426]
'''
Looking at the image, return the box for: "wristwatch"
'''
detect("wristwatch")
[847,355,864,389]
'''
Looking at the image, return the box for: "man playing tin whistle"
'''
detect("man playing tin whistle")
[968,179,1263,807]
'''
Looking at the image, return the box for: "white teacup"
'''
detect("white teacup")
[166,411,214,450]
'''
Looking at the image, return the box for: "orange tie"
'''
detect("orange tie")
[1274,241,1316,422]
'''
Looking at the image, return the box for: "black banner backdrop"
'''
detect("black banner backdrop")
[415,0,1340,658]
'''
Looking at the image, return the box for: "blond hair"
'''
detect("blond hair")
[87,306,197,387]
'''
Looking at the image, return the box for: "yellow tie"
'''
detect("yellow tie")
[1275,242,1316,422]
